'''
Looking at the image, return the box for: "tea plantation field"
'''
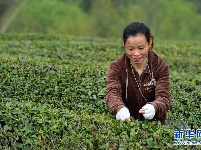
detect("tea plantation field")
[0,34,200,149]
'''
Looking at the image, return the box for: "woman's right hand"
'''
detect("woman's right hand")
[116,107,130,122]
[125,118,131,122]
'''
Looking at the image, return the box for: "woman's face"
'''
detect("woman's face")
[124,34,152,65]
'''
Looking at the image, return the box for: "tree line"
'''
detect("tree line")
[0,0,201,40]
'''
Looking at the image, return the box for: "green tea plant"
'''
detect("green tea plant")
[0,34,200,149]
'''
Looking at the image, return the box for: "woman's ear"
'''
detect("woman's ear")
[122,40,125,48]
[149,36,153,49]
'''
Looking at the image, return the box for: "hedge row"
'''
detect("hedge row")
[0,34,200,149]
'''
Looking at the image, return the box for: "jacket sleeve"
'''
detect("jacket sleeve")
[150,62,171,120]
[106,61,125,115]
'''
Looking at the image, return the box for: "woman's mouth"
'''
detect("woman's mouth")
[133,58,141,62]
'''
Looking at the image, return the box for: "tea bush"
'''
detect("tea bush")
[0,34,200,149]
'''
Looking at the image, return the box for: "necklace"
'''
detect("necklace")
[130,61,156,103]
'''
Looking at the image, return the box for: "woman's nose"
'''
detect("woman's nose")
[132,50,140,56]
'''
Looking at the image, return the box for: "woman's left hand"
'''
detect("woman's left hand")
[139,104,155,120]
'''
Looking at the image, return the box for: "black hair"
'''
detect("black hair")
[123,22,154,48]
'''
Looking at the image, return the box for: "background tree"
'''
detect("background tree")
[0,0,201,40]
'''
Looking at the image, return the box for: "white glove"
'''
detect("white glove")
[116,107,130,121]
[142,104,155,120]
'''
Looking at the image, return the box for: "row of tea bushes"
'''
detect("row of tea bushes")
[0,34,200,149]
[0,34,200,73]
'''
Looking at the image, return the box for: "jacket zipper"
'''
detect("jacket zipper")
[138,75,143,108]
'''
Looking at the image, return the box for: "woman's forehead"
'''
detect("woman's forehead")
[125,34,148,45]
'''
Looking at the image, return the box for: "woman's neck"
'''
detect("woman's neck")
[130,57,147,76]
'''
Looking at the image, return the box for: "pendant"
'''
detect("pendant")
[151,78,156,87]
[151,72,156,87]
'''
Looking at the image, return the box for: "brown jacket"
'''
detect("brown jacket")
[106,51,170,125]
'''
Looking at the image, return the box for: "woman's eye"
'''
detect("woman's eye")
[128,48,133,50]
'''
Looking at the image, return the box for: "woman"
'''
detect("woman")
[106,22,170,125]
